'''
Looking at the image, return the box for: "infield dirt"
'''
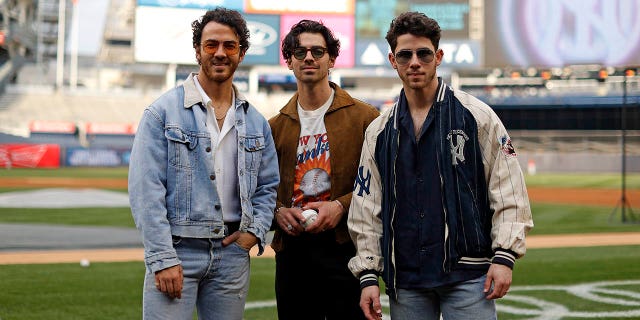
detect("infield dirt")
[1,177,639,207]
[0,177,639,264]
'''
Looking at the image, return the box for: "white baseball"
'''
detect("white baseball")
[301,209,318,228]
[80,258,90,267]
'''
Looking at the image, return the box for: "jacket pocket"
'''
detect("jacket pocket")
[242,135,265,174]
[165,127,198,169]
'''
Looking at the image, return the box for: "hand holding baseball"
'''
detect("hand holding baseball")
[303,200,344,233]
[276,206,304,236]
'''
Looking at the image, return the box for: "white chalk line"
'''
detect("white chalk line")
[244,280,640,319]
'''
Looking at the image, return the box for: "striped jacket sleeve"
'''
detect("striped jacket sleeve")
[347,115,386,286]
[456,90,534,266]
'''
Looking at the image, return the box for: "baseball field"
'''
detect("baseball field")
[0,167,639,319]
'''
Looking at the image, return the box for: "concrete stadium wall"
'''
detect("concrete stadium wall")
[518,152,640,173]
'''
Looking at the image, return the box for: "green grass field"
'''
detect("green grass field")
[0,168,639,319]
[0,246,638,319]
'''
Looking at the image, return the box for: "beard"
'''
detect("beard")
[198,56,237,84]
[403,68,437,90]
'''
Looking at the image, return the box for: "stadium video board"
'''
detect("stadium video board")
[134,0,355,66]
[356,0,470,40]
[354,0,479,68]
[484,0,640,68]
[135,0,483,68]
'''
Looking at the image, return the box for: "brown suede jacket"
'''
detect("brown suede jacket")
[268,82,380,251]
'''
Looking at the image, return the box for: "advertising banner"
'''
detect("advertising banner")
[85,122,135,135]
[135,6,281,65]
[65,148,131,167]
[0,144,60,168]
[354,40,391,67]
[280,15,355,68]
[244,14,281,65]
[29,121,76,134]
[355,39,480,68]
[439,40,480,68]
[135,6,201,64]
[245,0,354,15]
[484,0,640,67]
[137,0,243,10]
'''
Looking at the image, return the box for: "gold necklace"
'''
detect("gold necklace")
[213,106,228,121]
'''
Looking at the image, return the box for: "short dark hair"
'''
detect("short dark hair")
[281,19,340,61]
[385,12,441,53]
[191,7,249,54]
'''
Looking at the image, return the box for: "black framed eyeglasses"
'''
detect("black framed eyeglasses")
[292,46,327,60]
[394,48,435,65]
[201,40,241,55]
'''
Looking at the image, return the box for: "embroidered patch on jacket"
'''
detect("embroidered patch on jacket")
[353,166,371,196]
[447,130,469,166]
[500,135,517,157]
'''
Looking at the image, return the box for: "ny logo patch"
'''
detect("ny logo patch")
[447,130,469,166]
[353,166,371,196]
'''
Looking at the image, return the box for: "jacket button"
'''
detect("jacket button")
[210,174,215,180]
[215,204,221,210]
[213,227,221,234]
[206,147,211,152]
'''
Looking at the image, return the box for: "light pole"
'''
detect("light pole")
[55,0,66,90]
[610,68,637,223]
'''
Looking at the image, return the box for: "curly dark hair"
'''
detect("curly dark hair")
[385,12,441,53]
[191,7,250,54]
[281,20,340,61]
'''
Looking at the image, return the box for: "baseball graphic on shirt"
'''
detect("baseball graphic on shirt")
[292,140,331,207]
[299,168,330,198]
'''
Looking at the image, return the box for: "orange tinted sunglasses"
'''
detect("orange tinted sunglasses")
[201,40,241,55]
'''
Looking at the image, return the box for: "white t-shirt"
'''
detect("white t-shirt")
[291,89,335,207]
[194,75,241,222]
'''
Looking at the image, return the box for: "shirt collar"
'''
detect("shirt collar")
[193,74,235,109]
[183,72,248,112]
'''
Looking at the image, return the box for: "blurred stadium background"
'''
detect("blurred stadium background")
[0,0,639,173]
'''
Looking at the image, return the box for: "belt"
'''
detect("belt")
[224,221,240,236]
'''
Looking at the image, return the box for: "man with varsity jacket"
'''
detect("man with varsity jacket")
[347,12,533,320]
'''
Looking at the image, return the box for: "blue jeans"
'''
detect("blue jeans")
[389,275,496,320]
[142,237,250,320]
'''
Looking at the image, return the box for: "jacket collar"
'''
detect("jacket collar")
[278,81,355,120]
[391,77,446,129]
[183,72,249,112]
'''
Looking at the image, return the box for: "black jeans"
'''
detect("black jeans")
[275,232,366,320]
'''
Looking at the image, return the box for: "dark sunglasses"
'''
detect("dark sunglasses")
[394,48,435,65]
[292,46,328,60]
[201,40,241,55]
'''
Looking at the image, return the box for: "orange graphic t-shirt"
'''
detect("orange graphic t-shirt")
[291,93,333,207]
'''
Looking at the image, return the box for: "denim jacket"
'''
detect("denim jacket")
[129,73,279,273]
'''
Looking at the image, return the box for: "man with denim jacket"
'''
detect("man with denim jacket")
[128,8,278,320]
[347,12,533,320]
